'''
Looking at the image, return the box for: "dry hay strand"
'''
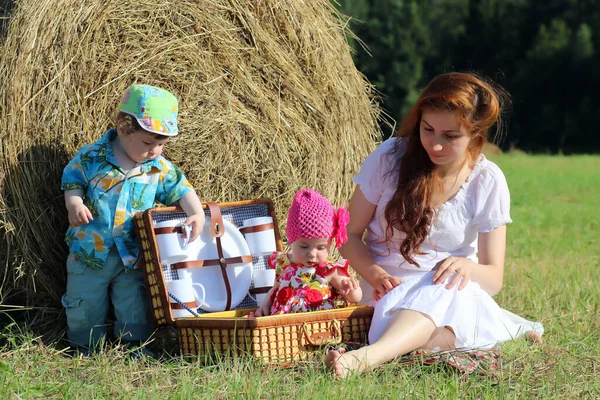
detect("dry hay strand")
[0,0,381,329]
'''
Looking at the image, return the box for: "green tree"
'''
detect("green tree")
[339,0,433,136]
[337,0,599,152]
[513,18,596,153]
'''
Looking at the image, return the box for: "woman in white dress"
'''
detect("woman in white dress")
[327,72,543,378]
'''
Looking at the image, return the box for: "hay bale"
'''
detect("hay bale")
[0,0,380,329]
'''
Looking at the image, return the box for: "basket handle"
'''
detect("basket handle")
[301,319,342,346]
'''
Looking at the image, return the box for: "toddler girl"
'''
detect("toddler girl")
[254,189,362,316]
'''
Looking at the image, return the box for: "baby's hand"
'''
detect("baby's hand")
[67,204,94,227]
[254,303,271,317]
[254,285,277,316]
[340,277,359,296]
[340,277,362,303]
[183,213,204,242]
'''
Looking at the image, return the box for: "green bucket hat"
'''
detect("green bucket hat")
[120,84,179,136]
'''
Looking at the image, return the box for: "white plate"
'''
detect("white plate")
[176,219,252,312]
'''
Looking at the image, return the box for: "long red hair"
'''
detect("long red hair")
[384,72,510,266]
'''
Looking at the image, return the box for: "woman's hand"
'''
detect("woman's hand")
[432,256,476,290]
[371,273,402,301]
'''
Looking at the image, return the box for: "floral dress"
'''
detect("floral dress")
[267,251,350,315]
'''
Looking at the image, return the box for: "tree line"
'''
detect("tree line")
[337,0,598,154]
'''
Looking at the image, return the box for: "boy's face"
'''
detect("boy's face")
[119,129,169,163]
[289,237,330,266]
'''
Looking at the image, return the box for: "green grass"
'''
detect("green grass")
[492,153,600,399]
[1,154,599,399]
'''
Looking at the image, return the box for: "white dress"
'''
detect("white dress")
[354,138,544,350]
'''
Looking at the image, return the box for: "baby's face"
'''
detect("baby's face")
[289,237,330,265]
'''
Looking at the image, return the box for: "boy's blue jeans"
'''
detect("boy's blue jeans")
[61,246,153,348]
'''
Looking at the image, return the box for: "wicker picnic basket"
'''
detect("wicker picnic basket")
[133,198,373,363]
[177,305,373,363]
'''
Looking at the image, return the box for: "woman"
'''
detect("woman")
[327,72,543,377]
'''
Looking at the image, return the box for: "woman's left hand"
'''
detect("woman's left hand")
[432,256,476,290]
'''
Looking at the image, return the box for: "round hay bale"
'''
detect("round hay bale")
[0,0,380,330]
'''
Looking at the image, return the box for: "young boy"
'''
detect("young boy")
[61,84,204,355]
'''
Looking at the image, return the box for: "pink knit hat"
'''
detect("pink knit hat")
[286,189,350,248]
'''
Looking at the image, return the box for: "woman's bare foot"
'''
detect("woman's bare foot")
[523,331,543,345]
[325,348,369,379]
[325,348,345,370]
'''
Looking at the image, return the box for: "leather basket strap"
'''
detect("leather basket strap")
[171,255,253,270]
[239,223,274,234]
[154,226,186,235]
[170,301,197,310]
[216,235,232,310]
[207,202,224,238]
[249,286,272,295]
[205,202,231,310]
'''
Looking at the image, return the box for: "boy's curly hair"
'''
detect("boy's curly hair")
[116,112,170,139]
[116,112,142,135]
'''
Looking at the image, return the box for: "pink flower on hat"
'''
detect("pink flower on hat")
[286,189,350,248]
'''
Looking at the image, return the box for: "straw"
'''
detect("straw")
[0,0,381,339]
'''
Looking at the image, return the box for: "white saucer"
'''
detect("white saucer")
[176,219,252,312]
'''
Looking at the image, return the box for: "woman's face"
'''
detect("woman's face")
[419,109,473,168]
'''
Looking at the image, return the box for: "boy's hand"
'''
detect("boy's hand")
[183,213,204,242]
[67,204,94,227]
[177,192,205,242]
[65,190,93,227]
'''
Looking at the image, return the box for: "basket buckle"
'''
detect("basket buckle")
[301,319,342,346]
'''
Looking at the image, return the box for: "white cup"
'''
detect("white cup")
[154,220,191,265]
[249,269,276,305]
[166,278,205,318]
[241,217,277,256]
[176,268,206,309]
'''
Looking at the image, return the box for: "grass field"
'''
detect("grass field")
[1,153,599,399]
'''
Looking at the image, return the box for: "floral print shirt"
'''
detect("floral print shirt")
[61,128,193,269]
[268,251,350,315]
